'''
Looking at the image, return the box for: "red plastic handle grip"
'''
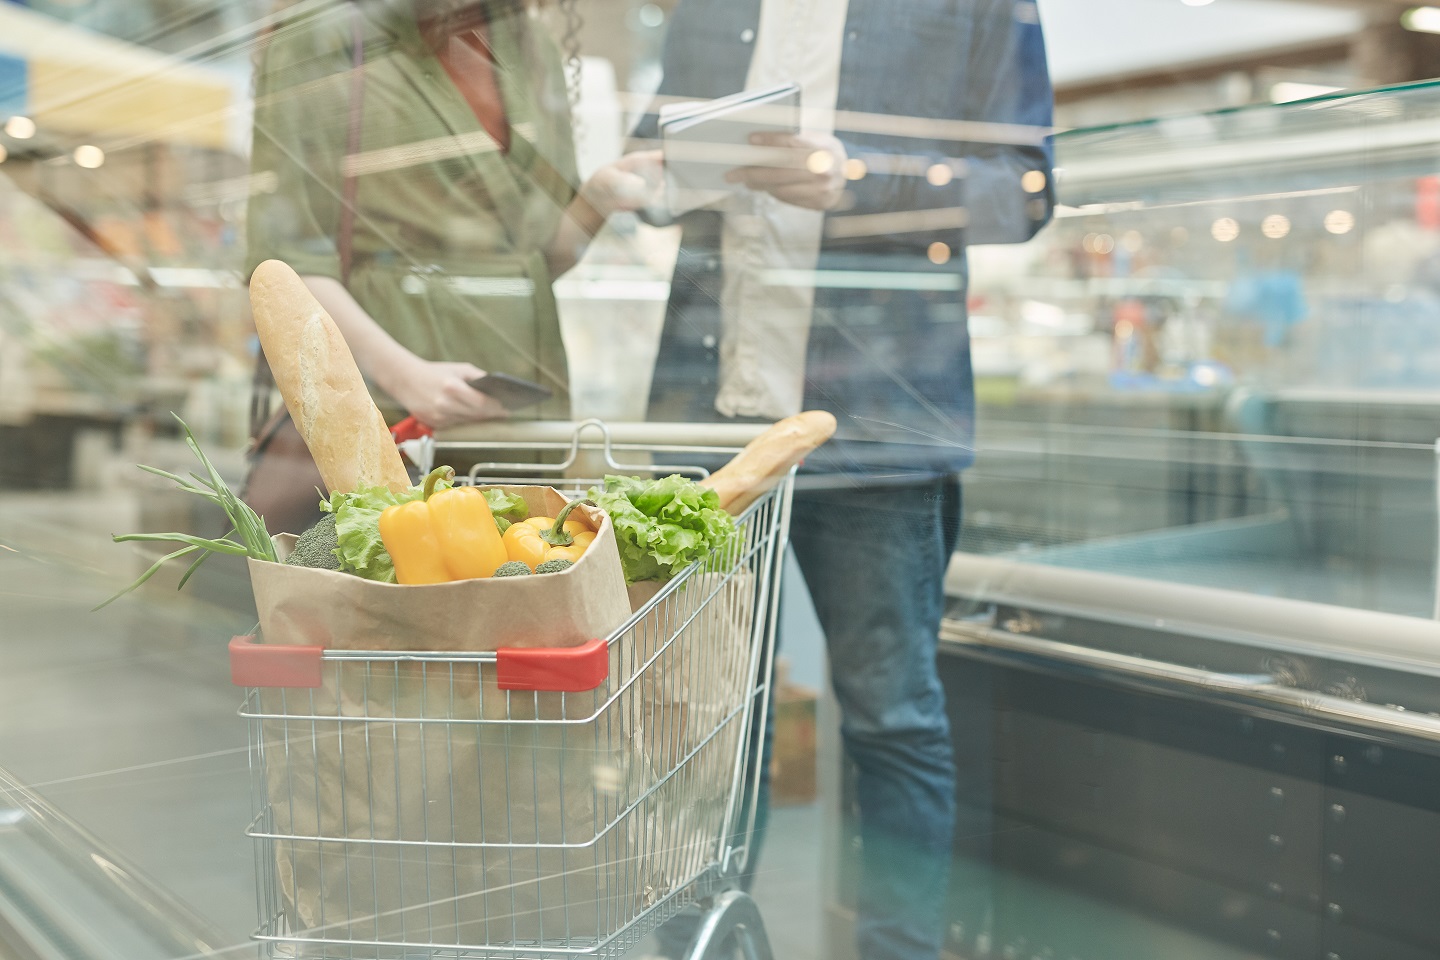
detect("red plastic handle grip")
[496,637,609,692]
[229,635,324,689]
[391,416,435,443]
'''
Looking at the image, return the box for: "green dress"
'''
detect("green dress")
[246,0,576,421]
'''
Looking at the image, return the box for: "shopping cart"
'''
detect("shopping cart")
[231,420,788,960]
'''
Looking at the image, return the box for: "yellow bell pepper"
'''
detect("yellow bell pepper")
[545,531,596,564]
[378,500,450,584]
[502,499,595,570]
[428,486,509,579]
[379,468,508,584]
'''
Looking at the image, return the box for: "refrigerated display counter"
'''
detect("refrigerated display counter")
[828,80,1440,960]
[935,544,1440,960]
[0,765,226,960]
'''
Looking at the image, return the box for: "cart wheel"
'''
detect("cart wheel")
[684,890,773,960]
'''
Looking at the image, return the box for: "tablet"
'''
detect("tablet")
[661,81,802,210]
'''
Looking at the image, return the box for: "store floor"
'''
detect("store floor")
[0,491,825,958]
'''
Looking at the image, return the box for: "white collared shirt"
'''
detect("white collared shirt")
[714,0,850,419]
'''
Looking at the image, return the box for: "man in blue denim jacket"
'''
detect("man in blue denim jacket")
[637,2,1053,957]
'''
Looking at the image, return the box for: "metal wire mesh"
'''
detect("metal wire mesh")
[240,469,791,959]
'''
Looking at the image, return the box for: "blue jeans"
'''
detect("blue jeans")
[795,476,960,960]
[656,476,961,960]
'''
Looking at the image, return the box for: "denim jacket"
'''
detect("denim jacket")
[639,0,1055,475]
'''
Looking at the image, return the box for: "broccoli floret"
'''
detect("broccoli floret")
[284,514,341,570]
[493,561,531,577]
[534,559,574,575]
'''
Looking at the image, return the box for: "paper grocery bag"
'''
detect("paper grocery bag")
[245,487,652,954]
[622,571,758,901]
[250,489,626,652]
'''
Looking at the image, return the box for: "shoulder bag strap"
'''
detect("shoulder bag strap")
[339,0,365,286]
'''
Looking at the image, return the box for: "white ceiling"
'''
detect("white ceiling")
[1037,0,1369,85]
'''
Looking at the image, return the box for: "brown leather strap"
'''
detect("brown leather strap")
[248,347,275,442]
[339,1,365,286]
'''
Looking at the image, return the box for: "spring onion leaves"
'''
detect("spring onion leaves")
[97,415,279,609]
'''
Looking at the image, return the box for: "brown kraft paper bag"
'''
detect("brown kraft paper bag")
[246,488,662,953]
[620,569,759,900]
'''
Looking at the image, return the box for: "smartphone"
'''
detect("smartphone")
[466,371,554,410]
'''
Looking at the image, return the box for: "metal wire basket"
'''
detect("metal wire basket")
[234,421,790,959]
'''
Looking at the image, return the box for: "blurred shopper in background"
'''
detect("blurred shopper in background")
[638,2,1055,957]
[244,0,658,530]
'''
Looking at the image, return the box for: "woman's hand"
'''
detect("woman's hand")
[727,132,848,211]
[388,358,508,429]
[577,150,665,222]
[298,276,507,429]
[550,150,665,274]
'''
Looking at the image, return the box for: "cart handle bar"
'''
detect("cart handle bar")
[439,418,768,448]
[228,635,609,693]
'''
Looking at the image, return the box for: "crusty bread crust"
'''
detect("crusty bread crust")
[703,410,837,514]
[249,260,410,494]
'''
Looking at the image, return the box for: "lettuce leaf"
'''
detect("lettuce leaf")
[482,488,529,523]
[588,474,736,583]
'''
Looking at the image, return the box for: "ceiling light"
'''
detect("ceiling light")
[1181,0,1216,6]
[73,144,105,168]
[1261,214,1291,239]
[806,150,835,175]
[1325,210,1355,235]
[1402,6,1440,33]
[1211,218,1240,242]
[4,116,35,139]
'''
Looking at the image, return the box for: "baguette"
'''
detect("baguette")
[249,259,410,494]
[702,410,837,514]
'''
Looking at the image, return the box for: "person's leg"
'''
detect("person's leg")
[789,476,959,960]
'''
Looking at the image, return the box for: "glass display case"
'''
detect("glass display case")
[964,81,1440,612]
[905,82,1440,960]
[0,764,227,959]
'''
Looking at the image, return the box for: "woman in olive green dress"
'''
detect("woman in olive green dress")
[247,0,657,428]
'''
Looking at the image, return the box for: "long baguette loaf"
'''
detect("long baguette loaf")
[702,410,837,514]
[249,259,410,494]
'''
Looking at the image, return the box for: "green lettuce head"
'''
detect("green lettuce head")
[588,474,736,583]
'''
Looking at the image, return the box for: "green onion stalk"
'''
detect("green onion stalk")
[96,414,279,610]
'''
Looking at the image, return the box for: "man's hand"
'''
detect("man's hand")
[389,358,508,429]
[727,132,848,211]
